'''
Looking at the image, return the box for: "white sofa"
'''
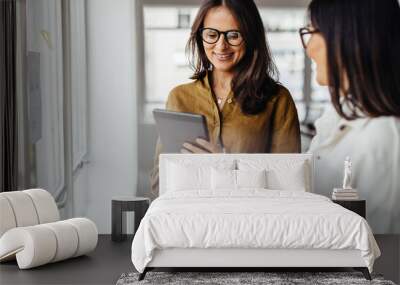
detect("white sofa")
[0,189,98,269]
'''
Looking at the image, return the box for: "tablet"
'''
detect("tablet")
[153,109,209,153]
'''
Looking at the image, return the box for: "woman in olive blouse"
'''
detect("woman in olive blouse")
[150,0,300,197]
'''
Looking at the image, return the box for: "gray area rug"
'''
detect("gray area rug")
[116,271,396,285]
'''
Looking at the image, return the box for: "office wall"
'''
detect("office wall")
[79,0,138,233]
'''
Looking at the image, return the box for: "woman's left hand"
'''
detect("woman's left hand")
[181,138,223,153]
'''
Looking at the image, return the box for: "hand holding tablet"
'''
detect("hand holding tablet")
[153,109,222,153]
[182,138,224,154]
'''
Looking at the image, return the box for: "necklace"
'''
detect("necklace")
[216,93,230,106]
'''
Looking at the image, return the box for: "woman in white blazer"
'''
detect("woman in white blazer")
[300,0,400,234]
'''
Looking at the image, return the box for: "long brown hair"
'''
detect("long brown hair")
[187,0,280,115]
[309,0,400,120]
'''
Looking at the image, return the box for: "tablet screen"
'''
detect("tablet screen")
[153,109,209,153]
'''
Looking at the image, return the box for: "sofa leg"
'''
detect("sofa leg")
[138,268,148,281]
[354,267,371,280]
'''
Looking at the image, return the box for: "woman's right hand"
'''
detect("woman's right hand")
[181,138,224,154]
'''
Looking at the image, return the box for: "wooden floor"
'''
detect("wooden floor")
[0,235,399,285]
[0,235,134,285]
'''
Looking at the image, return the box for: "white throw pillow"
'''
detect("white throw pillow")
[211,168,236,190]
[236,169,267,188]
[211,169,268,190]
[267,163,306,191]
[237,159,309,191]
[166,162,211,191]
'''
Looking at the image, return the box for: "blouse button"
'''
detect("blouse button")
[317,155,321,160]
[227,98,232,104]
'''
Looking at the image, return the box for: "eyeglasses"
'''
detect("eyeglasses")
[299,27,320,49]
[199,28,244,46]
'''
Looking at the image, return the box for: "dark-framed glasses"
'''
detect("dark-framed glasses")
[299,27,320,48]
[199,28,244,46]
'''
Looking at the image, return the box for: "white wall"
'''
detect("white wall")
[79,0,138,233]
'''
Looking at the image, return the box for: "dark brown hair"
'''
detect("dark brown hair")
[309,0,400,120]
[186,0,280,115]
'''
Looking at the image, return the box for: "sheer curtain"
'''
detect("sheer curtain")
[0,0,17,192]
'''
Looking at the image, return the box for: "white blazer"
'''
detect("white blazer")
[308,105,400,234]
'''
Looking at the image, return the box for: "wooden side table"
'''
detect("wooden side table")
[111,196,150,242]
[332,199,366,218]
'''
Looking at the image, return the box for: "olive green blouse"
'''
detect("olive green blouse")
[150,74,301,198]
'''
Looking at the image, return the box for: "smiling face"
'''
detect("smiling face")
[202,6,246,73]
